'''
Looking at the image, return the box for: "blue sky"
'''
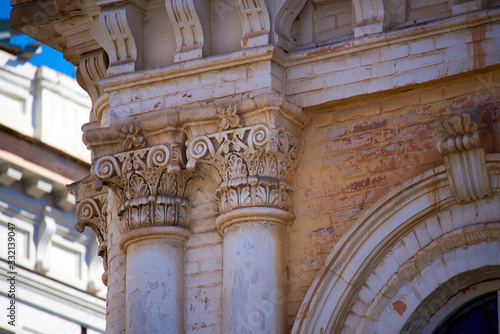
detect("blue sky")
[1,2,76,77]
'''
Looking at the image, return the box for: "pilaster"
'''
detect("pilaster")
[73,117,192,333]
[185,94,303,333]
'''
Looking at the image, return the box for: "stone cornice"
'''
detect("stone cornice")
[286,6,500,67]
[98,45,278,92]
[83,111,182,158]
[83,94,303,159]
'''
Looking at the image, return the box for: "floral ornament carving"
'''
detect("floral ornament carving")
[186,124,298,213]
[67,178,109,286]
[216,104,241,131]
[120,125,146,150]
[95,143,190,232]
[437,112,492,203]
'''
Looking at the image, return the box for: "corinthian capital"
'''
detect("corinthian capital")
[94,143,190,232]
[186,121,298,214]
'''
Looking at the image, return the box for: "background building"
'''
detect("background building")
[8,0,500,333]
[0,29,106,333]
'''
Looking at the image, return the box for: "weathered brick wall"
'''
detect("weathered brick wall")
[185,170,223,333]
[287,67,500,327]
[313,0,354,45]
[408,0,451,23]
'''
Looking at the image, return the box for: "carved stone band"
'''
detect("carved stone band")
[216,175,292,214]
[215,206,294,235]
[119,225,192,250]
[119,194,189,232]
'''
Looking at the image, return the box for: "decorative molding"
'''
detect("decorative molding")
[186,123,298,213]
[94,143,190,232]
[97,3,143,75]
[234,0,270,48]
[275,0,308,50]
[437,112,492,203]
[165,0,204,62]
[68,176,109,286]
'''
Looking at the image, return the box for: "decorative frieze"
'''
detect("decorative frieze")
[437,112,492,203]
[94,143,190,232]
[186,108,298,213]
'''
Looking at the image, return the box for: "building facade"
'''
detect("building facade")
[0,48,106,333]
[10,0,500,333]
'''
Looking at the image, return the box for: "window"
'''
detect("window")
[433,291,499,334]
[422,279,500,334]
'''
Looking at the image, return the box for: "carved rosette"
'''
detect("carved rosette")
[186,124,298,214]
[95,144,190,233]
[437,112,492,203]
[68,178,109,285]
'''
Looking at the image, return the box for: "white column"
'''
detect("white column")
[217,207,293,333]
[120,226,191,334]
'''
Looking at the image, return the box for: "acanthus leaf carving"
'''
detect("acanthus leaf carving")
[186,122,298,213]
[234,0,271,48]
[165,0,204,62]
[94,143,190,232]
[437,112,493,203]
[68,177,109,286]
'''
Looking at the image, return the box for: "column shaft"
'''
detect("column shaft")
[218,207,292,333]
[121,226,190,334]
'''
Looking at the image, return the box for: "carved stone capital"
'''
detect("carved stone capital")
[94,143,191,232]
[67,175,109,285]
[186,119,298,214]
[437,112,493,203]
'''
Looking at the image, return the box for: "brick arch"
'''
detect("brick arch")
[291,160,500,333]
